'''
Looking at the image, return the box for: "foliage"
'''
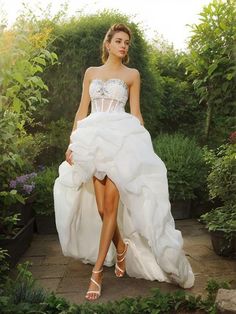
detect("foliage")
[33,166,58,216]
[2,262,47,306]
[200,203,236,233]
[0,14,58,187]
[184,0,236,145]
[200,141,236,237]
[0,16,55,242]
[149,38,202,137]
[0,190,24,238]
[205,278,231,300]
[153,133,207,201]
[200,278,231,313]
[204,143,236,204]
[0,265,232,314]
[9,172,37,196]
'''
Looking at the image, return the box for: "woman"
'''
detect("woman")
[53,23,195,301]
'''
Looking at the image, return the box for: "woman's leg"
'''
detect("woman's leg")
[93,176,125,252]
[86,176,125,300]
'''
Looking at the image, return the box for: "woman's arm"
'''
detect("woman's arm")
[129,69,144,126]
[65,68,92,164]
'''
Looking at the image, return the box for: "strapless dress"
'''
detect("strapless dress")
[53,78,195,288]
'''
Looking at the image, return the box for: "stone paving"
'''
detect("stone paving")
[18,219,236,305]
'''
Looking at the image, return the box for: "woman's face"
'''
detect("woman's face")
[107,31,130,59]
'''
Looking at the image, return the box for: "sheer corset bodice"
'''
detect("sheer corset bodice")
[89,79,128,113]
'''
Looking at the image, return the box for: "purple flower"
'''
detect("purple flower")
[23,184,34,194]
[9,180,17,189]
[9,172,37,195]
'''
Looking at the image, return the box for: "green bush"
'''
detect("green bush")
[204,143,236,204]
[33,166,58,216]
[0,17,57,188]
[0,190,24,238]
[184,0,236,145]
[7,263,46,304]
[153,133,207,201]
[200,141,236,237]
[149,38,202,138]
[200,203,236,234]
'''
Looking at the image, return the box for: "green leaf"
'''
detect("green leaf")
[208,63,218,76]
[13,98,24,113]
[33,56,46,66]
[12,72,24,84]
[226,73,233,80]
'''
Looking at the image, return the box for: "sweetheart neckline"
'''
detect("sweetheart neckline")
[90,78,129,90]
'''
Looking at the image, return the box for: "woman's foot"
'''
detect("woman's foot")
[85,268,103,301]
[115,242,128,277]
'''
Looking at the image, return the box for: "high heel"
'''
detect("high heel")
[85,267,103,300]
[115,242,128,277]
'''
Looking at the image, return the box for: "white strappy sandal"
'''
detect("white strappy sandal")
[115,242,128,278]
[85,267,103,300]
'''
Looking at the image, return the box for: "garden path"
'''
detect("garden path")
[18,219,236,304]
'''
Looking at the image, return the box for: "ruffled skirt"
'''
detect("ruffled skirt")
[53,111,194,288]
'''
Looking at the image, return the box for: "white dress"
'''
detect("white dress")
[53,78,195,289]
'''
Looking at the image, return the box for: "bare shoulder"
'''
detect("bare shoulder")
[123,67,140,85]
[84,65,105,81]
[129,68,140,77]
[84,66,97,79]
[131,68,140,83]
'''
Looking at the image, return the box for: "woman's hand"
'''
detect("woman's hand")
[65,147,73,165]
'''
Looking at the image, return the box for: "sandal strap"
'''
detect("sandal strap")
[115,262,125,274]
[86,290,100,295]
[90,277,101,290]
[117,255,126,263]
[116,243,128,256]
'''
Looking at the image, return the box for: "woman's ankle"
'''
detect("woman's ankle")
[93,264,103,272]
[116,240,126,253]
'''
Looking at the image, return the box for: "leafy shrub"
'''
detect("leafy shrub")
[33,166,58,216]
[153,133,207,201]
[200,142,236,237]
[2,262,47,306]
[0,17,57,188]
[0,190,24,238]
[184,0,236,145]
[204,143,236,204]
[149,38,202,138]
[200,203,236,234]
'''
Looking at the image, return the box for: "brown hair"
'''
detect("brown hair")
[102,23,132,64]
